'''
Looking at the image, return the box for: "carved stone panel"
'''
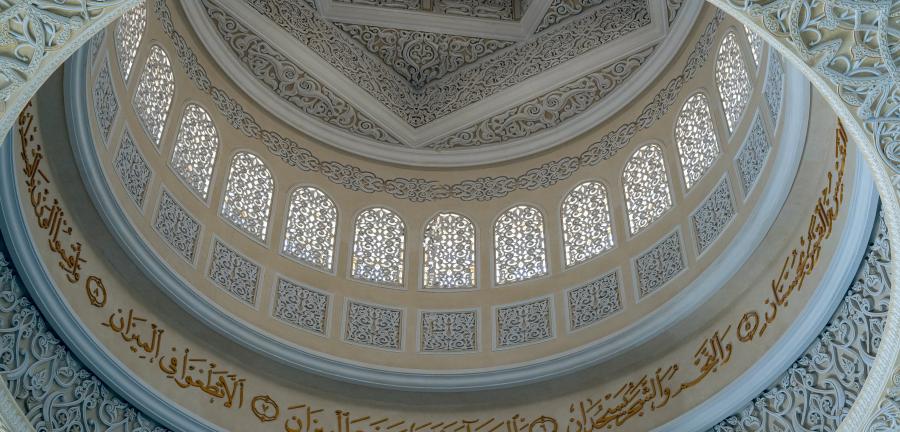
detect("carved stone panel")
[634,230,685,299]
[691,177,735,254]
[113,129,153,210]
[344,300,403,350]
[735,112,771,197]
[207,239,261,305]
[273,277,330,335]
[495,296,554,349]
[153,190,201,263]
[419,310,478,353]
[566,270,621,331]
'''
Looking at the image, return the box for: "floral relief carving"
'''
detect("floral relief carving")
[332,0,422,10]
[423,213,476,290]
[132,45,175,148]
[675,92,720,190]
[562,181,614,267]
[202,0,401,145]
[113,129,153,209]
[434,0,515,20]
[735,113,771,196]
[715,31,752,134]
[623,143,673,235]
[0,254,168,432]
[221,152,274,241]
[763,51,783,128]
[283,187,338,273]
[691,178,735,254]
[89,29,106,67]
[493,205,548,285]
[344,300,403,350]
[495,297,553,348]
[534,0,606,33]
[208,239,261,305]
[351,207,406,286]
[92,57,118,146]
[170,104,219,201]
[634,231,685,299]
[713,214,890,431]
[153,190,201,263]
[420,310,478,353]
[156,0,724,202]
[566,270,621,331]
[743,25,762,67]
[333,23,514,90]
[273,278,329,335]
[115,3,146,82]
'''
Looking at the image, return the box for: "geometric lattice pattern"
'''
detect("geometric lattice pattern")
[675,93,720,190]
[273,278,330,335]
[566,270,621,331]
[420,310,478,353]
[691,177,735,254]
[170,104,219,200]
[493,205,548,285]
[283,187,338,272]
[716,31,752,134]
[562,181,614,267]
[208,239,261,305]
[495,296,554,349]
[623,143,672,235]
[423,212,476,290]
[132,45,175,148]
[221,152,274,241]
[351,207,406,286]
[344,300,403,350]
[634,231,685,298]
[115,3,146,82]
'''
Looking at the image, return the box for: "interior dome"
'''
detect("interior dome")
[0,1,893,431]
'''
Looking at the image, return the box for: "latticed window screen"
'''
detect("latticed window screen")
[133,45,175,148]
[115,3,146,82]
[744,25,763,67]
[623,143,673,235]
[170,104,219,200]
[423,213,476,289]
[221,152,274,240]
[283,187,338,272]
[494,205,548,285]
[562,181,614,267]
[351,207,406,286]
[675,93,720,189]
[715,32,752,133]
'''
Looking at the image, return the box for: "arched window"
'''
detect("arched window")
[221,152,274,240]
[171,104,219,200]
[423,213,476,289]
[715,32,752,133]
[744,25,762,67]
[624,144,672,235]
[675,93,720,189]
[494,205,547,285]
[562,181,614,267]
[351,208,405,286]
[283,187,338,272]
[115,3,146,82]
[133,45,175,148]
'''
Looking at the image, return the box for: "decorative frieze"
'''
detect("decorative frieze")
[495,296,554,349]
[273,277,330,335]
[691,178,736,254]
[153,190,201,263]
[344,300,403,350]
[634,230,685,299]
[207,239,261,305]
[566,270,621,331]
[419,310,478,353]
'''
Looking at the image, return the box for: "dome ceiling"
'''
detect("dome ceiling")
[183,0,698,165]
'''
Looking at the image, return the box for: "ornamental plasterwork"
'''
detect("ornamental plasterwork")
[156,0,723,202]
[419,310,478,353]
[115,3,146,82]
[332,0,518,20]
[92,57,118,146]
[423,212,477,290]
[566,270,621,331]
[675,92,721,190]
[132,45,175,148]
[0,254,168,432]
[282,187,338,273]
[533,0,605,33]
[88,29,106,67]
[207,239,261,305]
[220,152,274,241]
[170,104,219,201]
[715,31,752,134]
[713,214,891,431]
[623,143,673,235]
[113,129,153,210]
[735,112,771,197]
[202,0,400,146]
[344,300,403,350]
[634,230,685,299]
[238,0,650,127]
[495,296,554,348]
[493,205,548,285]
[153,190,202,263]
[691,177,735,254]
[763,51,783,128]
[273,277,330,335]
[561,181,614,267]
[332,23,514,89]
[743,25,762,68]
[351,207,406,286]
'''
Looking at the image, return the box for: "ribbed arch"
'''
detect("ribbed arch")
[170,104,219,200]
[133,45,175,148]
[283,186,338,272]
[562,181,614,267]
[623,143,672,235]
[221,152,274,240]
[351,207,406,286]
[715,31,752,133]
[494,205,548,285]
[423,212,476,289]
[675,92,720,190]
[115,3,146,82]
